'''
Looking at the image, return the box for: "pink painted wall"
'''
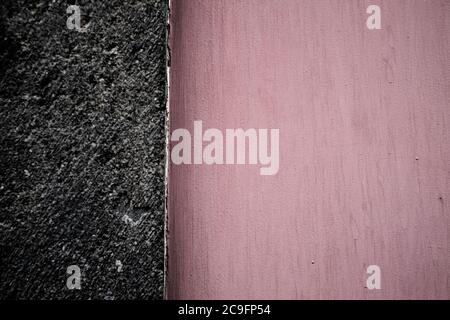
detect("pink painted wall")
[168,0,450,299]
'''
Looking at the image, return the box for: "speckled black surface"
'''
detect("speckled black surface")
[0,0,167,299]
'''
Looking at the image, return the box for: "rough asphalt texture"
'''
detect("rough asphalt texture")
[0,0,167,299]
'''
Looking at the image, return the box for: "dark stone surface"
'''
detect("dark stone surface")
[0,0,167,299]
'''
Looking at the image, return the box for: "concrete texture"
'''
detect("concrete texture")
[0,0,167,299]
[168,0,450,299]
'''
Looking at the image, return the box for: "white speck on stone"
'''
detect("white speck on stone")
[115,260,123,273]
[121,214,135,225]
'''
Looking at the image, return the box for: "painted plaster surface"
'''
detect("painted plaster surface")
[168,0,450,299]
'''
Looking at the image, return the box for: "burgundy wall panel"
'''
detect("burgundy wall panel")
[168,0,450,299]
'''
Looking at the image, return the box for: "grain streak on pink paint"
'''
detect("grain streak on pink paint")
[168,0,450,299]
